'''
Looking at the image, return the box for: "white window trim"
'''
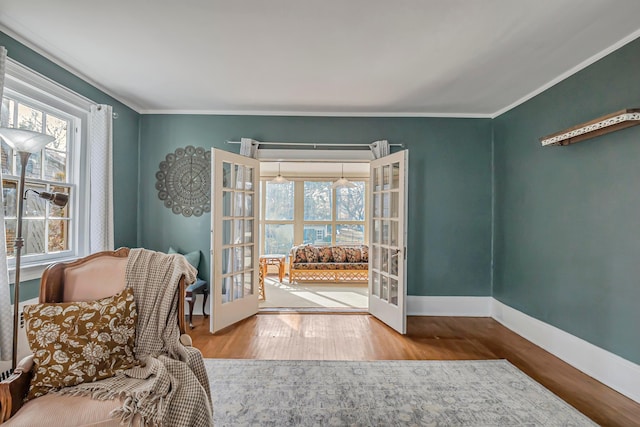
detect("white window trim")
[3,58,93,277]
[5,59,94,113]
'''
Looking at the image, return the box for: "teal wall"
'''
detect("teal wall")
[139,115,493,296]
[9,25,639,370]
[493,38,640,364]
[1,32,141,301]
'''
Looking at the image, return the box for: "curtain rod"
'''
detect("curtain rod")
[225,140,404,148]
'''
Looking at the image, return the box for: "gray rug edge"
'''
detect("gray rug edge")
[204,358,596,425]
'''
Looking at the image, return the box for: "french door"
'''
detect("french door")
[368,150,408,334]
[210,149,260,333]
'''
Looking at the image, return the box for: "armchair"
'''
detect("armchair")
[0,248,196,426]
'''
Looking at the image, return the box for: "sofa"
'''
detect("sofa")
[289,244,369,282]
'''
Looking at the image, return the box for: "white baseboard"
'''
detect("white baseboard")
[491,299,640,404]
[407,296,492,316]
[406,295,640,403]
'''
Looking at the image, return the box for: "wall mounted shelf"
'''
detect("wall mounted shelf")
[540,108,640,146]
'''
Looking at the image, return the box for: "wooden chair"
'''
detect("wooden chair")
[0,248,189,426]
[185,278,209,328]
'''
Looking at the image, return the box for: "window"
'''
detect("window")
[302,180,366,246]
[333,182,366,244]
[2,95,73,257]
[2,59,90,276]
[262,181,294,255]
[260,177,367,255]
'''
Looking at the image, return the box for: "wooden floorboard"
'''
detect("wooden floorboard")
[188,314,640,426]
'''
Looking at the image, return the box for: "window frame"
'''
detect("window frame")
[3,59,91,281]
[260,176,369,256]
[260,180,296,256]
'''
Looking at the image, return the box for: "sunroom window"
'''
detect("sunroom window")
[261,177,367,255]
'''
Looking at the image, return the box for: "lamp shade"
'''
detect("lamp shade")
[270,163,290,184]
[271,175,290,184]
[331,164,356,189]
[38,191,69,207]
[0,127,55,153]
[331,177,356,189]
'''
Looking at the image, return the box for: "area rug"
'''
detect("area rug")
[205,359,596,426]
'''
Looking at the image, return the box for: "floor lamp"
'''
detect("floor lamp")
[0,128,69,370]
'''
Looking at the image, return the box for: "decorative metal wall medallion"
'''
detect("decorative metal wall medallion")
[156,146,211,217]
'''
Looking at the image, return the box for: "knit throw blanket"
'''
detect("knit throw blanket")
[58,248,213,426]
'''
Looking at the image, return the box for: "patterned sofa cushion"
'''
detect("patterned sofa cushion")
[317,246,333,262]
[331,246,347,262]
[292,262,368,270]
[344,247,362,263]
[291,245,369,264]
[303,245,319,262]
[292,246,307,263]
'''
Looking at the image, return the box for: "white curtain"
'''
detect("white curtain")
[240,137,259,158]
[370,139,390,159]
[89,104,114,253]
[0,45,14,361]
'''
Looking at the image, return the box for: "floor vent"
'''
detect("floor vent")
[1,368,13,381]
[20,310,25,329]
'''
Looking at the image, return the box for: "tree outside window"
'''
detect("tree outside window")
[261,177,367,256]
[1,96,72,258]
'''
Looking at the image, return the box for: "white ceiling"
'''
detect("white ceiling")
[2,1,640,117]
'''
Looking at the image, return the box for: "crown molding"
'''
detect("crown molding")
[137,109,492,118]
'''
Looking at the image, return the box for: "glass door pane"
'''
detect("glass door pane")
[211,149,260,332]
[368,150,407,334]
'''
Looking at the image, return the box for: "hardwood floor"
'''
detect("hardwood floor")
[189,314,640,427]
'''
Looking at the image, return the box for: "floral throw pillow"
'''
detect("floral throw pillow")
[361,245,369,262]
[345,247,362,263]
[318,246,333,263]
[293,246,307,263]
[304,245,319,262]
[331,246,347,262]
[23,288,139,400]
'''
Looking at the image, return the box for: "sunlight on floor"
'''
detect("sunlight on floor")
[259,277,368,309]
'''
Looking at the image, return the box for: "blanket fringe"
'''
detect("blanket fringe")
[57,384,166,426]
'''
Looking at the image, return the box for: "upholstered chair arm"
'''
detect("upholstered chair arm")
[0,355,34,423]
[15,355,34,373]
[179,334,193,347]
